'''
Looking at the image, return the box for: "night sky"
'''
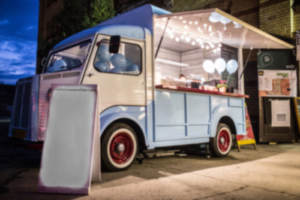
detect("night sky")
[0,0,39,85]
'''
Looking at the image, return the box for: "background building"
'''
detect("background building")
[37,0,300,72]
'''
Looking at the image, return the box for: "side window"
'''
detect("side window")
[93,39,142,75]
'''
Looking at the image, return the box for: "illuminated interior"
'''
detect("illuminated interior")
[153,9,293,93]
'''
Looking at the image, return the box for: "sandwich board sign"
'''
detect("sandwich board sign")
[38,85,100,195]
[236,104,256,151]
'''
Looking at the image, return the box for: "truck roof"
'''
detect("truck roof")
[53,4,170,51]
[53,4,293,52]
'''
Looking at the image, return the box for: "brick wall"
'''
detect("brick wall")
[259,0,292,38]
[295,12,300,35]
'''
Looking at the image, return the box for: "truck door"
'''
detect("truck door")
[82,34,146,112]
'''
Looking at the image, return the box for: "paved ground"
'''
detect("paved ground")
[1,124,300,200]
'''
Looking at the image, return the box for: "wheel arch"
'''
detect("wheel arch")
[219,116,237,136]
[101,118,147,151]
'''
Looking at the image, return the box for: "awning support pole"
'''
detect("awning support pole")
[238,47,244,94]
[155,17,169,59]
[238,28,248,94]
[239,48,253,80]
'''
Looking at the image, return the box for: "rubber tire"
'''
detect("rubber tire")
[210,123,232,157]
[101,123,138,171]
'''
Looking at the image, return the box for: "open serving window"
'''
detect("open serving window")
[153,9,294,94]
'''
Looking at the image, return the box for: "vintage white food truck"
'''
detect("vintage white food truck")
[9,5,293,171]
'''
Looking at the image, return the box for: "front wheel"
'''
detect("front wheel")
[101,123,138,171]
[210,123,232,157]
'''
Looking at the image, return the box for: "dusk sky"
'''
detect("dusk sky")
[0,0,39,85]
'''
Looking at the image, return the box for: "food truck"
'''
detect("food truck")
[9,4,293,171]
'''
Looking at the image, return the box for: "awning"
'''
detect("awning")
[154,8,294,50]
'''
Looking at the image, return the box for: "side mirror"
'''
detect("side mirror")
[41,57,48,72]
[109,35,120,54]
[41,57,47,67]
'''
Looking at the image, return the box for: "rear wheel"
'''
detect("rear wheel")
[101,123,138,171]
[210,123,232,157]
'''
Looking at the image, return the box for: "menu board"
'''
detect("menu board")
[258,70,297,97]
[271,100,290,127]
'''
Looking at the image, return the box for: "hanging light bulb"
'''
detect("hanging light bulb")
[203,60,215,74]
[208,25,212,32]
[224,26,227,31]
[179,16,183,20]
[184,25,188,29]
[197,27,202,32]
[226,59,238,74]
[214,58,226,74]
[194,21,199,25]
[175,37,180,42]
[203,24,208,29]
[192,41,196,46]
[183,20,187,24]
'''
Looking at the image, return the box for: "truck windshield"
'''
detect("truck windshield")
[46,41,91,73]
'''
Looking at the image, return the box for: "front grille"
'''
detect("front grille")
[37,70,81,141]
[12,78,32,129]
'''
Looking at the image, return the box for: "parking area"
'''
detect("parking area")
[1,125,300,200]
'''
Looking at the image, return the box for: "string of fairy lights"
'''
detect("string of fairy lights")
[155,12,241,75]
[156,12,242,54]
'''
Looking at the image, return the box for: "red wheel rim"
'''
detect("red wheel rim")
[110,132,134,164]
[218,129,230,152]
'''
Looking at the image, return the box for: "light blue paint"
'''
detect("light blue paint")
[98,90,246,149]
[155,91,185,125]
[183,93,188,137]
[186,94,210,124]
[154,137,210,148]
[100,106,148,146]
[188,125,209,138]
[210,96,246,137]
[53,4,170,51]
[156,126,185,141]
[229,98,243,107]
[146,101,155,149]
[153,89,246,148]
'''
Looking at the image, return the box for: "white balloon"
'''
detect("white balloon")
[226,59,238,74]
[203,60,215,74]
[214,58,226,74]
